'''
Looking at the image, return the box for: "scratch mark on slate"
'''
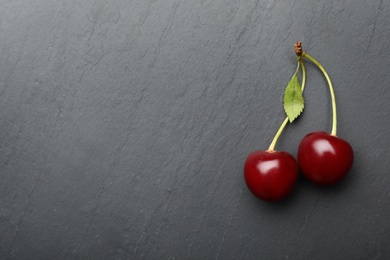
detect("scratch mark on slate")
[364,0,384,56]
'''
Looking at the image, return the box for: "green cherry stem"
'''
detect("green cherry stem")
[302,52,337,136]
[299,58,307,92]
[267,59,306,152]
[267,117,289,152]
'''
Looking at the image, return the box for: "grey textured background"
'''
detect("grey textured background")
[0,0,389,259]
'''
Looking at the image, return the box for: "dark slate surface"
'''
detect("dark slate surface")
[0,0,389,259]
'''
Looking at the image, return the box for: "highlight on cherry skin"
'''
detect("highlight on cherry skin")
[244,150,298,202]
[298,131,353,185]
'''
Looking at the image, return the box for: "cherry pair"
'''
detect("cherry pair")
[244,131,354,202]
[244,42,353,202]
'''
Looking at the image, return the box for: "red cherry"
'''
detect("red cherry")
[298,131,353,185]
[244,150,298,201]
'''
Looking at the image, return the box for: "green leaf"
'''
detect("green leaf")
[283,70,304,123]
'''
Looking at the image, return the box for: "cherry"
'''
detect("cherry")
[296,47,354,186]
[243,46,307,202]
[244,150,298,201]
[298,131,353,185]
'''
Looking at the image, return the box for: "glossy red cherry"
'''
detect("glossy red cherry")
[298,131,353,185]
[244,150,298,201]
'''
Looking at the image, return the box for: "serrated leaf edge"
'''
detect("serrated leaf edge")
[283,71,304,123]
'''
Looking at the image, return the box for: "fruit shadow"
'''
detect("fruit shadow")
[257,175,306,211]
[256,165,357,211]
[298,163,358,200]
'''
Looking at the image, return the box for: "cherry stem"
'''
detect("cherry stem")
[267,59,306,152]
[302,52,337,136]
